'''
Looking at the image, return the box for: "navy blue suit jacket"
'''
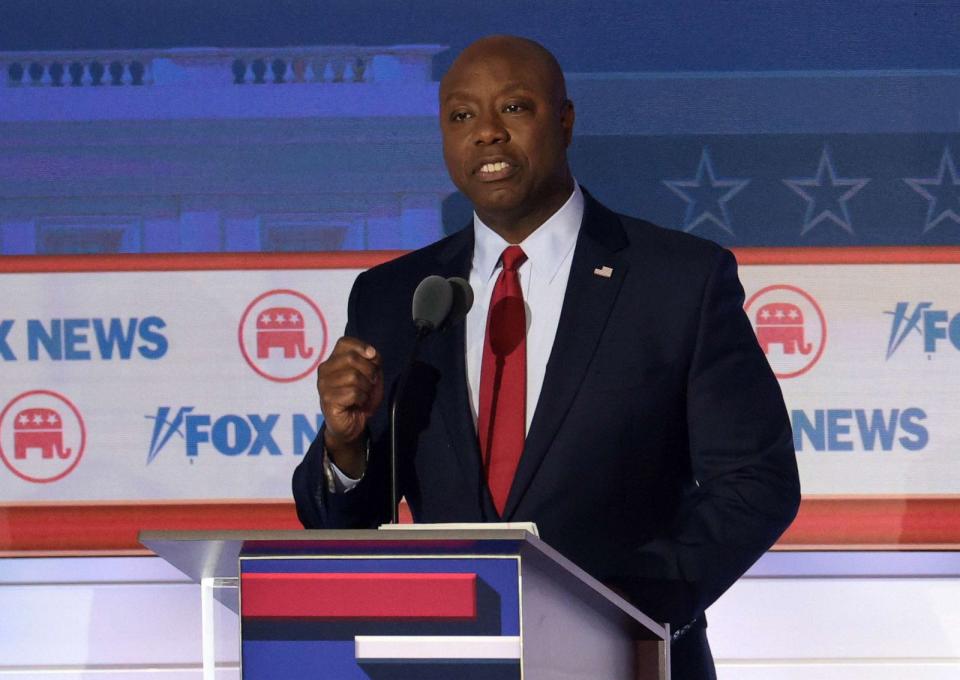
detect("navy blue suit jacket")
[293,192,800,675]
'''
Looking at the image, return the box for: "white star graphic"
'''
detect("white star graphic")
[276,313,286,324]
[783,147,869,236]
[259,313,272,324]
[904,148,960,233]
[18,414,29,425]
[663,148,750,236]
[32,414,43,424]
[760,309,771,320]
[289,313,301,324]
[47,414,59,425]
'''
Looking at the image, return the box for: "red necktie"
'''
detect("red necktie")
[478,245,528,516]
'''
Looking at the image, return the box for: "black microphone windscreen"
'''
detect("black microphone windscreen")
[412,275,453,332]
[445,277,474,329]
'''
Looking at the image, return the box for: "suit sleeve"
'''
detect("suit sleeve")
[617,248,801,626]
[292,271,392,529]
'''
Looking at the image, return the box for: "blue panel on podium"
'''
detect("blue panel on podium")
[240,556,521,680]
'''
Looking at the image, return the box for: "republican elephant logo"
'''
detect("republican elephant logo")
[0,390,86,483]
[755,303,813,355]
[744,284,826,379]
[14,407,72,460]
[239,289,328,383]
[256,306,314,359]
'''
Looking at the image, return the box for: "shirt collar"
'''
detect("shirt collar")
[472,182,584,283]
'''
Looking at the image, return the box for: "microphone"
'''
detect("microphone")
[412,275,454,335]
[445,277,474,330]
[389,275,474,523]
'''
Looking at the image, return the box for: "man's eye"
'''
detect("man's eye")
[450,111,472,122]
[503,103,526,113]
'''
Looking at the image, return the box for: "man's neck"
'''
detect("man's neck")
[477,178,576,244]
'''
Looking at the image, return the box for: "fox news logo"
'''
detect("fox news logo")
[145,407,322,463]
[885,303,960,358]
[792,407,928,452]
[0,317,167,361]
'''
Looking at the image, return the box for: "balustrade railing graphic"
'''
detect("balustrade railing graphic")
[6,57,149,86]
[1,45,444,88]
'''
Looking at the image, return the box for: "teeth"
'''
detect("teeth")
[480,162,510,174]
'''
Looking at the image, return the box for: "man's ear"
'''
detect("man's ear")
[561,99,575,147]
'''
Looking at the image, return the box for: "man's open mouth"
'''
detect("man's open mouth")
[475,160,517,181]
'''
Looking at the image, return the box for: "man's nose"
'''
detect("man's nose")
[473,112,509,145]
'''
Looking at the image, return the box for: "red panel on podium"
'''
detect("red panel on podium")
[241,572,478,619]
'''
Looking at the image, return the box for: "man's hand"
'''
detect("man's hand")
[316,337,384,478]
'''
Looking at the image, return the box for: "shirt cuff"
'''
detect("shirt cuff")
[321,435,368,494]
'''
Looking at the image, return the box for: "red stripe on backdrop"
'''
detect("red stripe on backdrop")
[1,497,958,554]
[241,572,477,620]
[3,247,960,273]
[0,501,303,554]
[778,496,960,548]
[732,246,960,265]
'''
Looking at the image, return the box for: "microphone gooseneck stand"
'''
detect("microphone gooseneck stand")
[387,275,473,524]
[387,323,430,524]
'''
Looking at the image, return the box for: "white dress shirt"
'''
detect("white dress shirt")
[328,183,584,489]
[466,183,584,432]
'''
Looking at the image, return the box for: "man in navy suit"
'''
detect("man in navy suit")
[293,35,800,680]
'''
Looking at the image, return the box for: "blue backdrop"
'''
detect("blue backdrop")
[1,0,958,254]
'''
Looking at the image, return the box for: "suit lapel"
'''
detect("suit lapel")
[502,193,629,519]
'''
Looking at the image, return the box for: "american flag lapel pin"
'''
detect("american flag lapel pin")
[593,265,614,278]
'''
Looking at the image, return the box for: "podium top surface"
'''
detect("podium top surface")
[141,528,553,581]
[142,527,535,549]
[140,528,666,639]
[141,528,539,574]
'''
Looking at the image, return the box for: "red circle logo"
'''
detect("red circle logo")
[744,284,827,379]
[0,390,86,483]
[238,289,328,382]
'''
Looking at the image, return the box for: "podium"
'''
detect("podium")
[141,529,670,680]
